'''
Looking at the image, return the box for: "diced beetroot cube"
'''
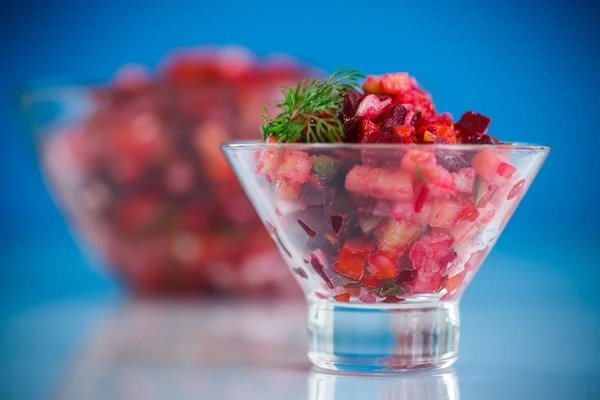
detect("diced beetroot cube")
[375,104,409,130]
[382,296,403,303]
[373,218,420,257]
[255,149,283,182]
[454,167,476,193]
[358,119,383,143]
[297,219,317,238]
[330,215,344,235]
[467,134,500,145]
[342,116,365,143]
[368,253,397,280]
[345,165,413,201]
[274,151,311,185]
[497,162,516,179]
[400,150,437,174]
[436,152,470,173]
[454,111,491,140]
[396,253,417,284]
[310,249,334,288]
[460,205,480,222]
[355,94,392,119]
[332,239,373,280]
[380,72,411,95]
[362,75,384,94]
[367,132,405,144]
[430,199,468,228]
[342,88,366,117]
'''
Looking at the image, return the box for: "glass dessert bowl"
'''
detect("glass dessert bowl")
[222,68,550,372]
[223,141,548,372]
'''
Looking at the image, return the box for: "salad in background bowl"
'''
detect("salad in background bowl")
[19,46,311,297]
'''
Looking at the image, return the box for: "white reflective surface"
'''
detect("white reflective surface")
[2,292,598,400]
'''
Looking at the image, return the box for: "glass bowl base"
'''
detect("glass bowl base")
[307,300,459,373]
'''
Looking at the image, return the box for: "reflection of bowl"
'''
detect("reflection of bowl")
[57,300,309,399]
[19,47,311,296]
[55,300,458,400]
[309,368,458,399]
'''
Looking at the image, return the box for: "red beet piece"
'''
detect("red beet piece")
[310,253,334,289]
[374,104,409,130]
[436,152,470,173]
[468,134,500,145]
[455,111,491,139]
[298,219,317,238]
[342,88,366,118]
[342,116,364,143]
[358,119,383,143]
[330,215,344,235]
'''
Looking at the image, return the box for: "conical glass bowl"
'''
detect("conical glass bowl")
[222,141,549,372]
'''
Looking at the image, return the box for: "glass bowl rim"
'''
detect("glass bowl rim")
[221,140,551,152]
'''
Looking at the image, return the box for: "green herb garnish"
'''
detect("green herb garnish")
[261,67,364,143]
[380,279,405,297]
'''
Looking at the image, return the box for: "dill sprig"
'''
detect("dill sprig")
[261,67,364,143]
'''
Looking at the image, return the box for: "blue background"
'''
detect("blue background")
[0,0,598,307]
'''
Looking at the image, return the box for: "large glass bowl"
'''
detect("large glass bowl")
[222,141,549,372]
[19,49,310,297]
